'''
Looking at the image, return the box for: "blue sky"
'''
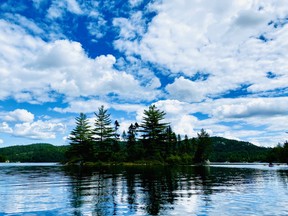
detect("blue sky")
[0,0,288,147]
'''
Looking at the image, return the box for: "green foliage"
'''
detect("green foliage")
[64,104,277,165]
[67,113,94,162]
[94,105,115,142]
[0,144,68,162]
[269,141,288,163]
[93,105,116,161]
[126,123,141,161]
[194,129,212,164]
[209,137,270,162]
[0,154,7,162]
[166,155,181,164]
[140,105,169,158]
[164,126,177,155]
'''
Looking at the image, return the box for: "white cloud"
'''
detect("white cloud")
[205,97,288,119]
[3,109,34,123]
[66,0,83,14]
[54,98,145,116]
[13,120,66,140]
[0,110,66,140]
[0,18,160,104]
[129,0,143,7]
[0,139,3,144]
[53,99,109,113]
[115,0,288,99]
[165,77,207,102]
[47,0,83,19]
[0,122,13,134]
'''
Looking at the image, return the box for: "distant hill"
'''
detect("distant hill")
[0,137,272,163]
[0,143,69,162]
[210,137,271,162]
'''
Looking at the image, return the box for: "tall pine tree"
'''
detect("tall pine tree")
[93,105,115,161]
[194,129,212,164]
[67,113,94,162]
[140,105,169,159]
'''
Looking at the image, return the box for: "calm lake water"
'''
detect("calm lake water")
[0,163,288,216]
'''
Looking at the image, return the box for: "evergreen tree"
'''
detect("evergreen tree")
[140,105,169,159]
[94,105,114,141]
[183,134,191,153]
[177,134,182,151]
[165,125,177,156]
[93,105,115,161]
[67,113,94,162]
[126,123,140,160]
[194,129,212,164]
[114,120,120,140]
[112,120,121,153]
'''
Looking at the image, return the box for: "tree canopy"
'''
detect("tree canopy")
[67,113,94,162]
[64,105,242,165]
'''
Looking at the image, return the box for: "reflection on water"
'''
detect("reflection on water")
[0,163,288,215]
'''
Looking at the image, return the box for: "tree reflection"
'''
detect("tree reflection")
[277,169,288,187]
[65,165,266,215]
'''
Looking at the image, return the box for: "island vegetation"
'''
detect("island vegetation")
[65,105,212,165]
[64,105,285,165]
[0,105,287,164]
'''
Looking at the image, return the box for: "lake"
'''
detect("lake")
[0,163,288,216]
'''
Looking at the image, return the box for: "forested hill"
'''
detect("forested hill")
[209,137,271,162]
[0,143,68,162]
[0,137,272,163]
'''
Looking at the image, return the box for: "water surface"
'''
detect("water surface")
[0,163,288,215]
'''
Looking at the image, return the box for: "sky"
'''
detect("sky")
[0,0,288,147]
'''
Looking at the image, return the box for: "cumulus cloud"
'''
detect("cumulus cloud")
[53,99,109,113]
[3,109,34,123]
[204,97,288,119]
[0,110,66,140]
[13,120,66,140]
[0,19,159,103]
[0,139,3,144]
[165,77,207,102]
[0,122,13,134]
[115,0,288,99]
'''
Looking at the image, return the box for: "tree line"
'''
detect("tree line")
[66,105,212,165]
[268,141,288,163]
[0,143,68,162]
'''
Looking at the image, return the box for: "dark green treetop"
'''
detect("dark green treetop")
[194,128,212,164]
[140,105,168,141]
[94,105,115,142]
[140,104,169,159]
[68,113,94,161]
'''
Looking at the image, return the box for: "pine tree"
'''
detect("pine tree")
[140,105,169,159]
[112,120,120,152]
[126,123,138,160]
[93,105,115,161]
[194,129,212,164]
[164,125,177,156]
[94,105,114,142]
[67,113,94,162]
